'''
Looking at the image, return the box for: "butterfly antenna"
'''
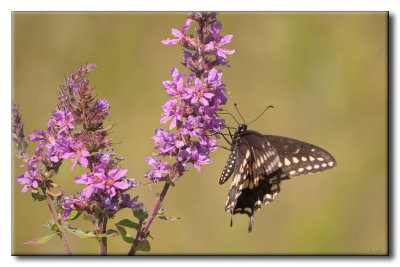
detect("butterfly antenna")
[234,103,246,124]
[218,112,240,125]
[247,105,274,126]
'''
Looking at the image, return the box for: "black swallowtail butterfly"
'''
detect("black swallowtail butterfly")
[220,123,336,232]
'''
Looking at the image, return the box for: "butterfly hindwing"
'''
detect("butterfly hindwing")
[233,168,284,232]
[224,131,285,232]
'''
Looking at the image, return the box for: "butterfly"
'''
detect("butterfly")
[219,123,336,232]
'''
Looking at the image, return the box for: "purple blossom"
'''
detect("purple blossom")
[186,78,214,106]
[120,194,139,209]
[189,146,211,172]
[53,110,75,135]
[28,119,57,145]
[102,198,120,211]
[61,195,87,220]
[161,18,193,46]
[205,22,235,61]
[75,168,132,199]
[181,116,203,138]
[16,170,40,192]
[160,101,183,130]
[28,119,61,163]
[144,157,169,183]
[58,137,89,170]
[151,128,184,157]
[162,68,192,105]
[96,99,110,112]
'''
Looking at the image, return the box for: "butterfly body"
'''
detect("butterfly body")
[220,124,336,232]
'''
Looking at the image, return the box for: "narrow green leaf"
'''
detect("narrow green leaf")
[157,215,181,221]
[66,210,82,221]
[97,229,120,238]
[116,219,141,231]
[135,239,151,252]
[115,225,135,244]
[65,223,97,238]
[23,232,59,245]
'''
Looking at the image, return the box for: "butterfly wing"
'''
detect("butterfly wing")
[222,131,337,232]
[265,135,337,177]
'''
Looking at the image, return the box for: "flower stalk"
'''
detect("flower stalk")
[95,215,108,255]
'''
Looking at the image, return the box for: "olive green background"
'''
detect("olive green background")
[12,12,388,255]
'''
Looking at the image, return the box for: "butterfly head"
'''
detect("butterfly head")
[238,124,247,132]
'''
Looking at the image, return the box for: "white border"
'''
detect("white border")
[1,0,397,265]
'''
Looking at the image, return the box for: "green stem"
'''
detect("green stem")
[96,215,108,255]
[42,187,72,255]
[128,181,171,255]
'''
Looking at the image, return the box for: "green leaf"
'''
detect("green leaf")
[23,232,59,245]
[135,239,151,252]
[157,215,181,221]
[31,191,46,202]
[156,206,181,221]
[115,224,135,244]
[66,210,82,221]
[97,229,120,238]
[116,219,141,231]
[65,223,97,239]
[42,221,59,232]
[133,209,148,221]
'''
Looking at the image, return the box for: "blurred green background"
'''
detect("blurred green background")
[12,12,387,255]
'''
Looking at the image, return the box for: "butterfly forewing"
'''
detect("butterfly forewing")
[265,135,337,177]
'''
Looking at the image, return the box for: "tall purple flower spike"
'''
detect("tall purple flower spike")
[145,12,235,183]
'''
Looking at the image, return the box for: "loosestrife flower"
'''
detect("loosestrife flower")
[14,64,139,221]
[145,12,234,183]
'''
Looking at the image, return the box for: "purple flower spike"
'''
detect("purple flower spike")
[146,13,233,183]
[16,64,140,223]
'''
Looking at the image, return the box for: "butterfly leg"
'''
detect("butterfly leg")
[220,132,232,146]
[217,145,231,151]
[227,127,233,139]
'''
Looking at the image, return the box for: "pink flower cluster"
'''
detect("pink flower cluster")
[15,64,138,219]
